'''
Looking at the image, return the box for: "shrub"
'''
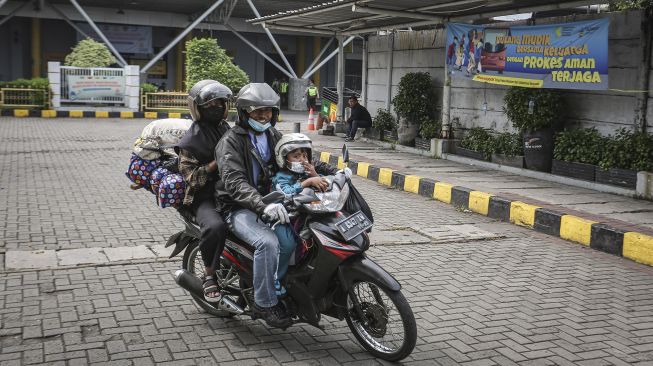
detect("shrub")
[185,38,249,93]
[0,77,50,90]
[391,72,436,123]
[140,83,159,94]
[460,127,495,159]
[65,38,117,67]
[419,117,441,139]
[372,108,397,132]
[503,87,564,132]
[553,128,606,165]
[599,128,653,171]
[493,132,523,156]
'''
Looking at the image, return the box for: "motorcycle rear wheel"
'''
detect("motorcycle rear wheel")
[345,281,417,361]
[182,241,245,317]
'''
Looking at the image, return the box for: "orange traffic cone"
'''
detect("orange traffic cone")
[307,108,315,131]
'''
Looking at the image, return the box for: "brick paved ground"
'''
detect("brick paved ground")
[2,118,653,365]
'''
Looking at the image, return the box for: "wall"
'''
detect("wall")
[366,10,652,135]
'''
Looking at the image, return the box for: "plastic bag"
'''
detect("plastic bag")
[125,153,160,190]
[158,173,185,208]
[344,180,374,224]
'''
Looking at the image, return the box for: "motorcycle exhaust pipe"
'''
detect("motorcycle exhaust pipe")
[174,269,244,315]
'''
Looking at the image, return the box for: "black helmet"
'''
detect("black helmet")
[187,80,232,122]
[235,83,280,127]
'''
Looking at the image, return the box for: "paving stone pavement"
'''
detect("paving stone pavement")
[2,118,653,365]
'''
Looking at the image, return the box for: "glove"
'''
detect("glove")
[338,167,353,179]
[263,203,290,224]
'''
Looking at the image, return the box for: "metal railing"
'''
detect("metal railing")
[0,88,51,109]
[141,90,190,112]
[60,66,125,104]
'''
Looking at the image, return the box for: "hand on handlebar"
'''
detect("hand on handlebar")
[263,203,290,225]
[338,167,353,179]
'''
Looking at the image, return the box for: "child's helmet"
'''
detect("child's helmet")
[274,133,312,169]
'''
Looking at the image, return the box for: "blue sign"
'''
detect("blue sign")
[445,18,609,90]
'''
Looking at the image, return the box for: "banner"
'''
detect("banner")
[445,19,609,90]
[67,75,125,100]
[76,23,153,54]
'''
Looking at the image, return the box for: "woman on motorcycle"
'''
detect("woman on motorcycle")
[176,80,232,304]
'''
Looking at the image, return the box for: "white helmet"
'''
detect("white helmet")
[274,133,313,169]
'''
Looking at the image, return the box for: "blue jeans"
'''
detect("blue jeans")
[225,209,296,308]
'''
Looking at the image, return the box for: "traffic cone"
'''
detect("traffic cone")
[307,108,315,131]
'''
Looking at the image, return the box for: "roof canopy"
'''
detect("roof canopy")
[247,0,602,36]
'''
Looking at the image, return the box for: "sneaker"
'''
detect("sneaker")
[343,135,350,139]
[254,303,292,329]
[344,137,353,142]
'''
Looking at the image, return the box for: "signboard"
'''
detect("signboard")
[76,23,153,54]
[67,75,125,100]
[445,19,609,90]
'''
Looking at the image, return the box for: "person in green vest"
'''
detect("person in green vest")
[279,78,289,108]
[305,80,319,111]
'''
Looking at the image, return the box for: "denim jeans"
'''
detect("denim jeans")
[225,208,296,308]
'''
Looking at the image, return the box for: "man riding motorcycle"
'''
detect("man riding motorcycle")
[213,83,296,329]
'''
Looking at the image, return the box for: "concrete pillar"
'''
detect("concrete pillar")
[361,36,368,107]
[47,61,60,108]
[336,36,345,122]
[124,65,140,110]
[288,77,309,111]
[31,18,41,78]
[385,32,394,111]
[312,37,321,87]
[296,37,306,78]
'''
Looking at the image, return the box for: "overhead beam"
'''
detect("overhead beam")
[301,37,335,79]
[262,23,336,36]
[141,0,226,73]
[0,0,8,11]
[225,24,295,80]
[68,0,127,66]
[47,3,92,39]
[247,0,297,78]
[250,0,372,25]
[352,5,443,21]
[0,0,31,27]
[303,36,354,80]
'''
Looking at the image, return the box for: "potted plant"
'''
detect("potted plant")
[552,128,604,181]
[597,129,652,188]
[372,108,398,142]
[457,127,494,161]
[415,116,441,151]
[491,132,524,168]
[504,87,563,172]
[392,72,437,146]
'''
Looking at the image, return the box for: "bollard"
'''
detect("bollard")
[293,122,301,133]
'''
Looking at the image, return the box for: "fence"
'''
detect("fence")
[59,66,125,104]
[0,88,51,109]
[141,91,189,112]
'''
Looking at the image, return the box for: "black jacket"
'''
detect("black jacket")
[214,125,283,215]
[347,103,372,124]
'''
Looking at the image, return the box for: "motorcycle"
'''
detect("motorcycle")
[168,148,417,361]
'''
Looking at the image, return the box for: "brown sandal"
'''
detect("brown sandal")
[202,275,222,303]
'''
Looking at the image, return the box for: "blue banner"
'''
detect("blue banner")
[445,19,609,90]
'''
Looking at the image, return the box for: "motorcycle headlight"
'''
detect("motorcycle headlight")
[303,183,350,213]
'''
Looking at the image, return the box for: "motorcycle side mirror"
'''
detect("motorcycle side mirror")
[294,188,320,205]
[342,144,349,163]
[261,191,285,205]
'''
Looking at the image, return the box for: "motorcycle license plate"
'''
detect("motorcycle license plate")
[335,211,372,241]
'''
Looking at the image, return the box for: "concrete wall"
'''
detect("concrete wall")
[366,10,653,135]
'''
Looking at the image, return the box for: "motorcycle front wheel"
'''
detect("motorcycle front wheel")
[345,281,417,361]
[182,241,245,317]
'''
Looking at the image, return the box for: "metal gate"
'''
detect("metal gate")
[60,66,125,104]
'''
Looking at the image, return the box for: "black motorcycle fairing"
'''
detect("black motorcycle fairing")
[167,230,197,258]
[337,255,401,295]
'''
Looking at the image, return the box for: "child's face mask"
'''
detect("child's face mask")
[287,161,305,174]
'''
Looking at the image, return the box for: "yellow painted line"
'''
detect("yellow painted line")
[510,201,540,228]
[623,232,653,266]
[95,111,109,118]
[434,182,453,204]
[469,191,493,216]
[120,111,134,118]
[168,112,181,118]
[13,109,29,117]
[560,215,596,246]
[356,162,370,178]
[337,156,345,170]
[69,110,83,118]
[378,168,395,186]
[320,151,330,163]
[404,175,421,193]
[144,112,158,119]
[41,110,56,118]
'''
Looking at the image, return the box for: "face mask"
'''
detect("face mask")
[200,107,225,122]
[288,161,305,174]
[248,118,271,132]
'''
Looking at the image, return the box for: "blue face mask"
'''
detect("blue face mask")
[248,118,271,132]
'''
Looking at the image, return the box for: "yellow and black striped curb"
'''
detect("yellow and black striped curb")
[1,109,191,119]
[315,149,653,268]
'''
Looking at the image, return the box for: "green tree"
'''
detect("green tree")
[609,0,652,10]
[64,38,117,67]
[185,38,249,93]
